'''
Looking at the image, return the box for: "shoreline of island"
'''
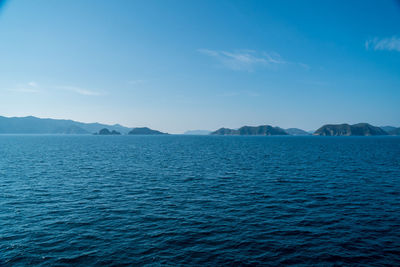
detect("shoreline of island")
[0,115,399,136]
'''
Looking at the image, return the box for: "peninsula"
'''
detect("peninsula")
[128,127,167,135]
[211,125,288,135]
[313,123,388,136]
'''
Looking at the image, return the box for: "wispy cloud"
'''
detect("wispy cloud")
[28,81,38,87]
[198,49,308,71]
[3,82,104,96]
[297,63,310,70]
[8,87,39,93]
[57,86,103,96]
[6,81,40,93]
[199,49,285,71]
[365,36,400,52]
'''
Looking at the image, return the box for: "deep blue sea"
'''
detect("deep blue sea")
[1,135,399,266]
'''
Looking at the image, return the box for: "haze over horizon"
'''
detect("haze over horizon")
[1,0,399,133]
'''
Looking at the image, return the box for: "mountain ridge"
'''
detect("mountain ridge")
[284,128,311,136]
[128,127,167,135]
[314,123,388,136]
[0,116,131,134]
[0,116,398,136]
[211,125,288,135]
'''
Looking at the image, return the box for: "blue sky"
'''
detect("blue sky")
[0,0,399,133]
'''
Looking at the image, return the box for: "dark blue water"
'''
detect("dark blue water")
[1,135,399,266]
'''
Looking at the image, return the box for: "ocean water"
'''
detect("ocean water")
[0,135,399,266]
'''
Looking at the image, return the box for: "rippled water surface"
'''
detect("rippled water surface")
[1,135,400,266]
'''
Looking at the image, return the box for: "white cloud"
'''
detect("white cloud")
[3,82,104,96]
[28,81,38,87]
[365,36,400,52]
[8,87,39,93]
[58,86,103,96]
[198,49,307,71]
[6,81,40,93]
[263,51,286,64]
[297,62,310,70]
[199,49,284,71]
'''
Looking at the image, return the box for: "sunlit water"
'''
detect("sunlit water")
[1,135,399,265]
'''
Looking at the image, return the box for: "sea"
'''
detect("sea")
[0,135,399,266]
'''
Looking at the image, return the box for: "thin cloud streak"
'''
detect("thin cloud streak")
[365,36,400,52]
[198,49,284,71]
[57,86,104,96]
[3,82,103,96]
[7,87,40,93]
[5,81,40,93]
[199,49,308,71]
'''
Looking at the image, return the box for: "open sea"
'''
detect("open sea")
[0,135,399,266]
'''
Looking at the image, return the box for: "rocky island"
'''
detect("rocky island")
[95,128,121,135]
[313,123,388,136]
[211,125,288,135]
[128,127,167,135]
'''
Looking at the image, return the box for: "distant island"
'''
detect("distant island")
[0,116,167,135]
[94,127,167,135]
[211,125,288,135]
[210,123,400,136]
[381,126,400,135]
[95,128,121,135]
[0,116,131,134]
[313,123,388,136]
[184,130,211,135]
[388,128,400,135]
[0,115,399,136]
[284,128,311,136]
[128,127,167,135]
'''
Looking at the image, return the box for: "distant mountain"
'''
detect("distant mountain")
[284,128,310,136]
[381,126,397,133]
[211,125,288,135]
[387,127,400,135]
[128,127,167,135]
[211,128,236,135]
[57,125,89,134]
[314,123,388,136]
[0,116,132,134]
[95,128,121,135]
[184,130,211,135]
[380,126,400,135]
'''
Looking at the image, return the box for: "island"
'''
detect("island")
[313,123,388,136]
[128,127,167,135]
[0,115,132,134]
[382,126,400,135]
[387,127,400,135]
[184,130,211,135]
[211,125,288,135]
[95,128,121,135]
[284,128,310,136]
